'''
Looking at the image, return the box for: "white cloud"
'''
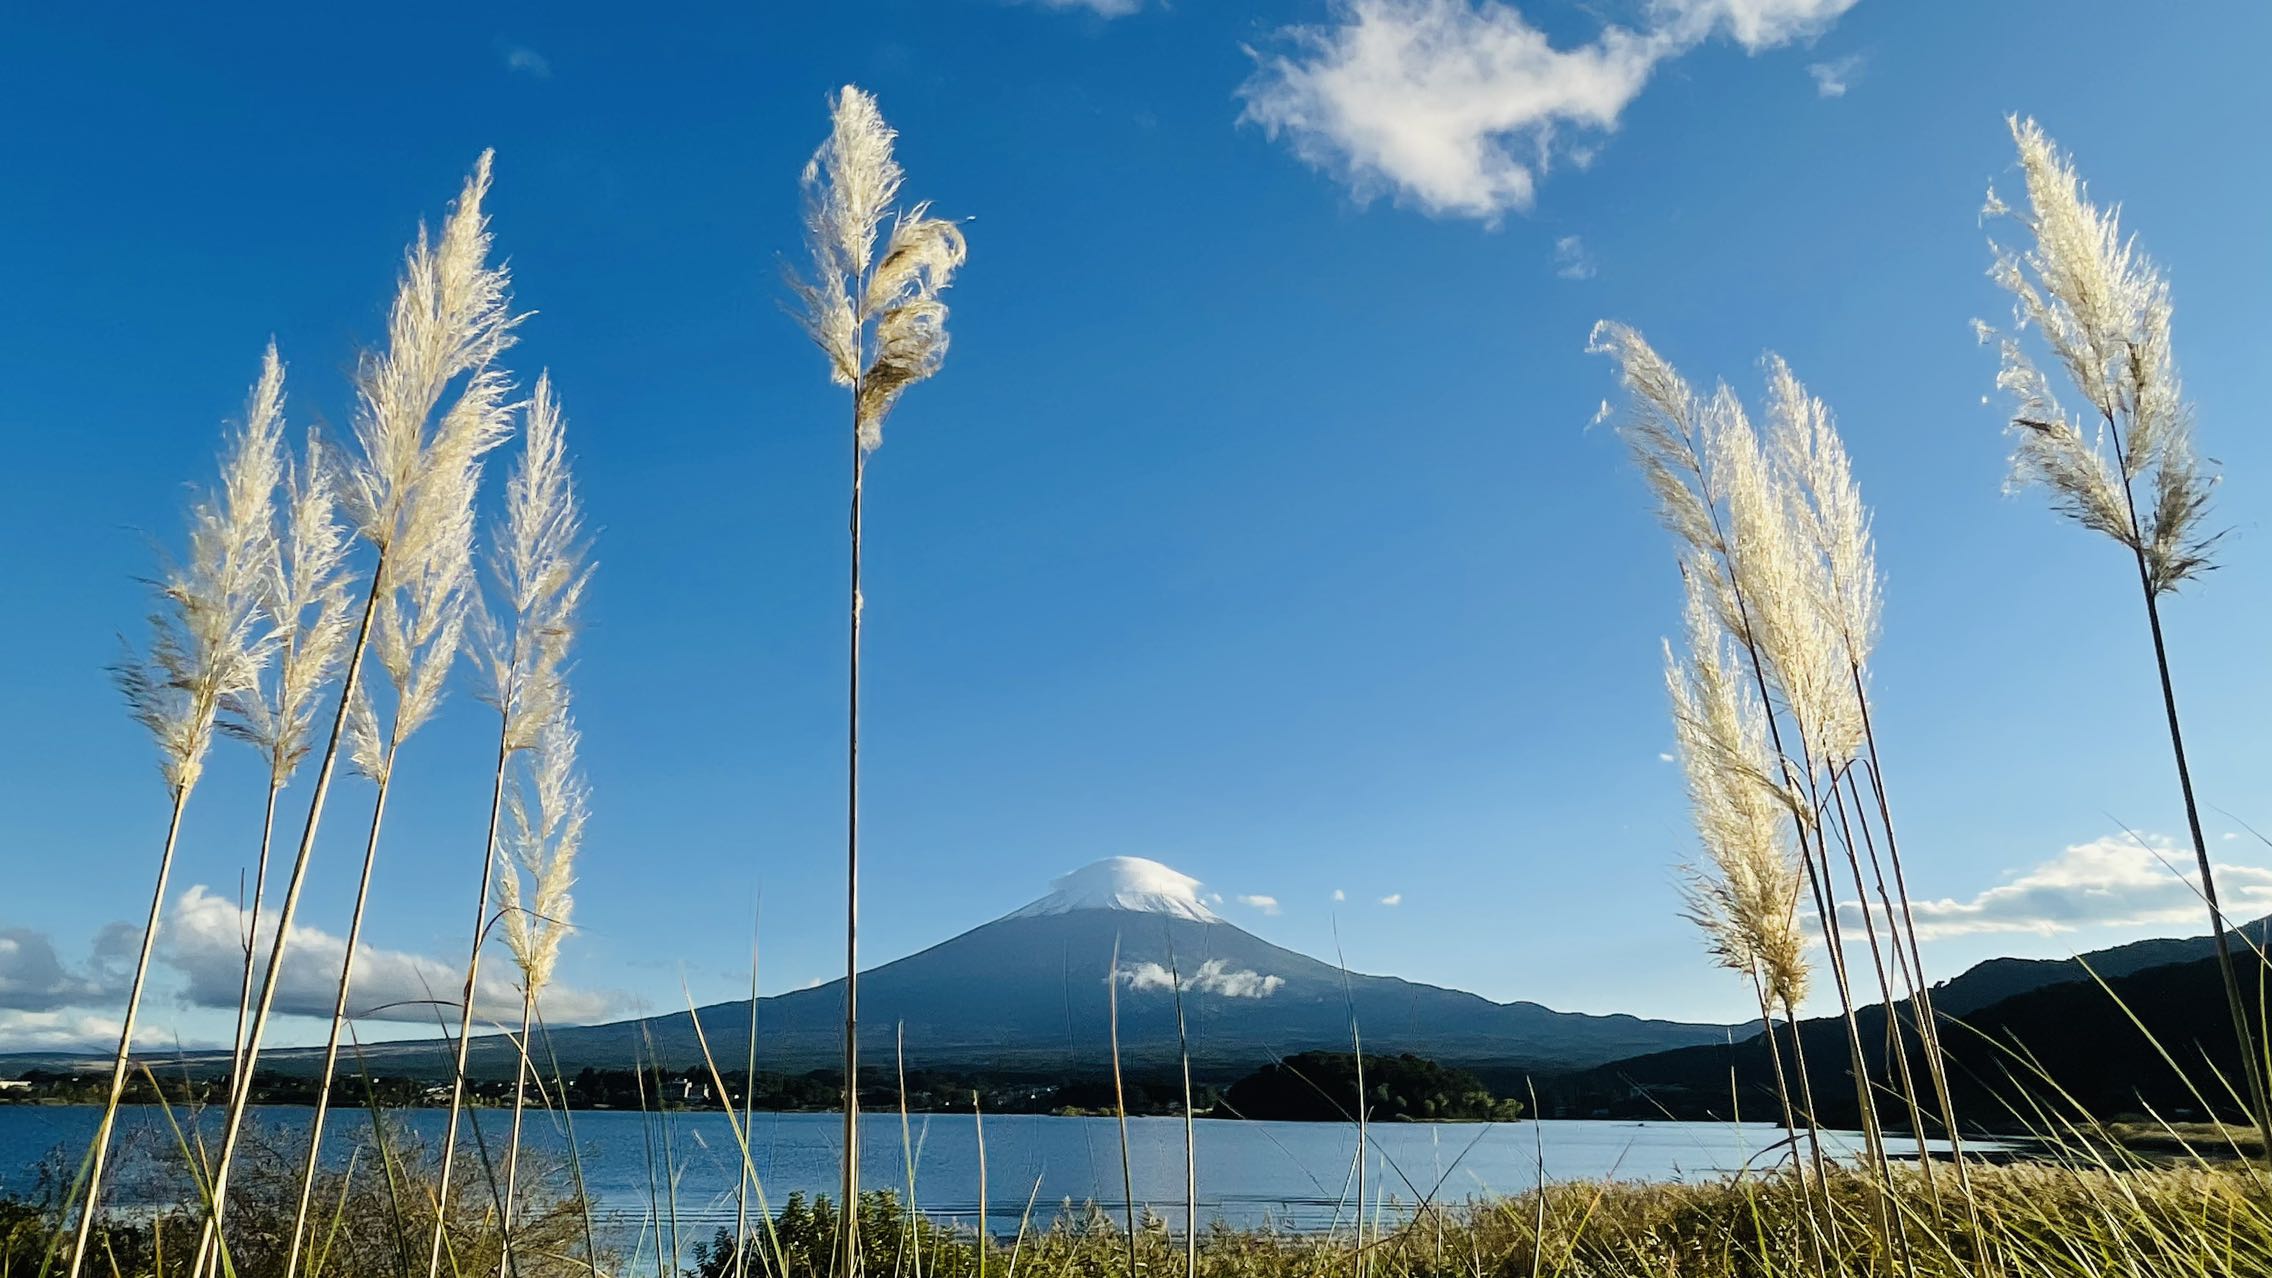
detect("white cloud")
[1656,0,1861,50]
[1236,894,1282,915]
[162,885,616,1026]
[1553,234,1596,279]
[1658,752,1677,763]
[1332,889,1347,902]
[1806,53,1862,97]
[1885,836,2272,941]
[1023,0,1144,13]
[0,1009,182,1054]
[1115,959,1285,999]
[0,926,133,1012]
[502,45,552,78]
[1379,893,1403,906]
[1240,0,1860,220]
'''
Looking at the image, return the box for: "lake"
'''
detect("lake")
[0,1106,1982,1262]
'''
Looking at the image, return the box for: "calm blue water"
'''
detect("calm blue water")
[0,1106,1984,1260]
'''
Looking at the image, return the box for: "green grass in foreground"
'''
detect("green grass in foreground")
[13,1159,2272,1278]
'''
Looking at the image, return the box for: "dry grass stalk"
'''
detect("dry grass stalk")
[1980,114,2269,1158]
[429,374,591,1278]
[789,84,967,1278]
[217,426,355,1099]
[1592,322,1890,1180]
[492,712,587,1271]
[195,151,520,1278]
[284,397,485,1278]
[72,347,287,1277]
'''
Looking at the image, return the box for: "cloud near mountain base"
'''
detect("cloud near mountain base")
[1115,958,1286,999]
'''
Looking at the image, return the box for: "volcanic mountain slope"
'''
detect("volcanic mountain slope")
[321,857,1733,1080]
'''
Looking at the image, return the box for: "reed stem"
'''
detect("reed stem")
[192,567,387,1278]
[284,758,398,1278]
[424,736,514,1278]
[66,791,189,1278]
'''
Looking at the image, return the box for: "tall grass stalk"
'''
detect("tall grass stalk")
[1763,353,1971,1188]
[534,1008,602,1278]
[970,1092,987,1278]
[220,425,356,1112]
[191,152,520,1278]
[492,714,587,1275]
[684,995,788,1278]
[789,85,966,1277]
[285,442,483,1278]
[1167,941,1197,1278]
[736,920,760,1278]
[895,1025,920,1278]
[72,347,286,1278]
[1106,936,1135,1278]
[1332,928,1367,1278]
[1981,114,2272,1158]
[1593,324,1920,1185]
[426,374,590,1278]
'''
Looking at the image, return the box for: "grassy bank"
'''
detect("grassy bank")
[11,1158,2271,1278]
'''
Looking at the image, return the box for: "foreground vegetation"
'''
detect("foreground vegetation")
[15,1156,2272,1278]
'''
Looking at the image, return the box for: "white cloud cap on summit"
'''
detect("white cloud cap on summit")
[1240,0,1860,220]
[1006,856,1225,923]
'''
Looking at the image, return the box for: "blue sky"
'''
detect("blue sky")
[4,0,2272,1052]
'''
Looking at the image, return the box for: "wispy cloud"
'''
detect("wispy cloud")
[1116,959,1285,999]
[1236,893,1282,915]
[0,1009,185,1054]
[1806,53,1863,97]
[1379,893,1403,906]
[1239,0,1860,221]
[502,44,552,79]
[162,885,616,1025]
[1021,0,1144,13]
[1880,836,2272,941]
[1553,234,1597,279]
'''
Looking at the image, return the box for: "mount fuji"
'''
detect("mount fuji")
[275,857,1732,1079]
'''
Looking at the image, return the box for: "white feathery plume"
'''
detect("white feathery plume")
[1982,116,2215,595]
[360,458,478,778]
[1666,576,1810,1009]
[347,151,520,564]
[1714,386,1862,771]
[496,713,585,997]
[1588,321,1729,593]
[1595,322,1860,774]
[116,346,286,799]
[790,85,968,450]
[476,373,591,754]
[1765,356,1880,673]
[221,431,355,784]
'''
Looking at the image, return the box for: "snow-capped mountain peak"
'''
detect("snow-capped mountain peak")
[1003,856,1223,924]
